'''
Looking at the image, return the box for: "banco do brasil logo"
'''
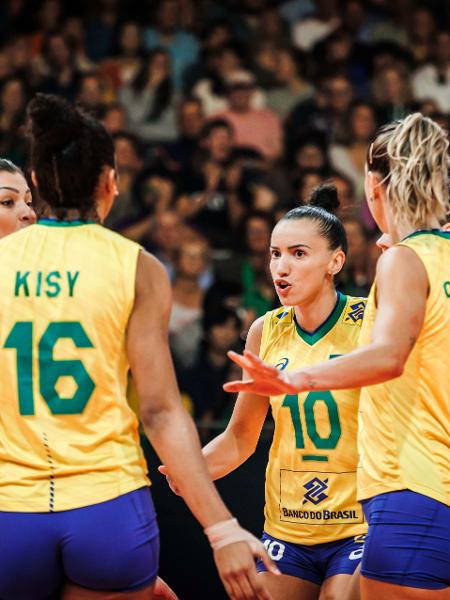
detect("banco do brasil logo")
[303,477,329,505]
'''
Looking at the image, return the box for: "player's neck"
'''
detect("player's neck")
[293,287,338,335]
[390,216,441,244]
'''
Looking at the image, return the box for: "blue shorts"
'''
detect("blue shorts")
[362,490,450,590]
[0,486,159,600]
[256,532,365,585]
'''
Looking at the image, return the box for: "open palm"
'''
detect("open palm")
[223,350,298,396]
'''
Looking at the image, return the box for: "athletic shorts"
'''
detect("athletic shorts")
[0,486,159,600]
[362,490,450,590]
[256,531,365,585]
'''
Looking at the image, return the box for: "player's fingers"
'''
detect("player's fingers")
[222,576,239,600]
[227,351,256,373]
[248,573,274,600]
[233,572,257,600]
[223,380,255,393]
[253,545,280,576]
[243,350,278,377]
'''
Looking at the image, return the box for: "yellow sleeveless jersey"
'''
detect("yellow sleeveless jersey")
[260,293,367,545]
[0,219,149,512]
[358,230,450,506]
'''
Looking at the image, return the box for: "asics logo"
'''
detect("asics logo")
[275,357,289,370]
[303,477,328,505]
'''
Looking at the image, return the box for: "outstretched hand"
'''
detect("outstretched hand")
[223,350,299,396]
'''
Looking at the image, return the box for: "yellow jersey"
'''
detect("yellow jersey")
[358,230,450,506]
[260,293,367,544]
[0,219,149,512]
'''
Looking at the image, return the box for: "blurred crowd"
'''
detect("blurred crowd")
[2,0,450,423]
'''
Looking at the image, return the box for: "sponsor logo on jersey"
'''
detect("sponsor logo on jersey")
[276,310,289,321]
[275,357,289,370]
[281,507,359,520]
[303,477,328,505]
[343,300,366,325]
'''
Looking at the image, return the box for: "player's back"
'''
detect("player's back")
[358,230,450,506]
[0,219,149,512]
[260,293,367,544]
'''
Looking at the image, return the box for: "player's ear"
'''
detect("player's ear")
[328,249,346,277]
[107,167,119,197]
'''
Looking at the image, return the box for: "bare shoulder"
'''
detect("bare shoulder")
[376,245,427,286]
[134,250,172,319]
[376,245,428,301]
[245,315,266,354]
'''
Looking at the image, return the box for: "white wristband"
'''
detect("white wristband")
[205,518,260,552]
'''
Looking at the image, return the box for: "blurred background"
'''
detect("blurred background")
[2,0,450,596]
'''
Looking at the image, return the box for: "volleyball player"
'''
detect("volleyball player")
[0,94,276,600]
[226,113,450,598]
[163,185,368,600]
[0,158,36,235]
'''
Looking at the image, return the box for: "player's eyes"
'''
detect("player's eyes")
[0,198,14,207]
[295,250,305,258]
[270,250,280,258]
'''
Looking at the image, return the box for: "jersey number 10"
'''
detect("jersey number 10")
[282,392,342,461]
[4,321,95,416]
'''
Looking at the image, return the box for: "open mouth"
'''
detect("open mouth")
[275,279,291,293]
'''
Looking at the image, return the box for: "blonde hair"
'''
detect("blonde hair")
[367,113,450,228]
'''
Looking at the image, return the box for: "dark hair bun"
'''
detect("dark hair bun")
[28,93,83,152]
[308,183,340,214]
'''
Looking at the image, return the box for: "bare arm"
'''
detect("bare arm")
[127,251,278,599]
[127,251,232,527]
[225,246,428,395]
[203,317,270,480]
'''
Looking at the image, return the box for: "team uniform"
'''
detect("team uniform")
[0,219,158,600]
[358,230,450,590]
[256,293,367,584]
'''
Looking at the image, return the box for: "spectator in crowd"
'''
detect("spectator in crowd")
[119,48,178,144]
[337,216,373,297]
[144,0,200,90]
[213,70,283,161]
[329,100,377,198]
[36,32,81,101]
[372,63,414,124]
[30,0,64,56]
[266,47,314,119]
[100,21,146,91]
[169,237,211,369]
[286,73,354,147]
[407,6,436,66]
[292,0,341,51]
[85,0,120,62]
[147,209,185,279]
[162,96,205,172]
[4,35,35,83]
[104,132,143,231]
[412,30,450,113]
[177,118,246,248]
[192,44,266,116]
[76,72,109,118]
[62,16,95,73]
[328,171,357,217]
[290,133,330,174]
[0,76,29,165]
[240,210,278,320]
[177,305,243,421]
[292,168,324,206]
[101,102,128,135]
[250,39,279,90]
